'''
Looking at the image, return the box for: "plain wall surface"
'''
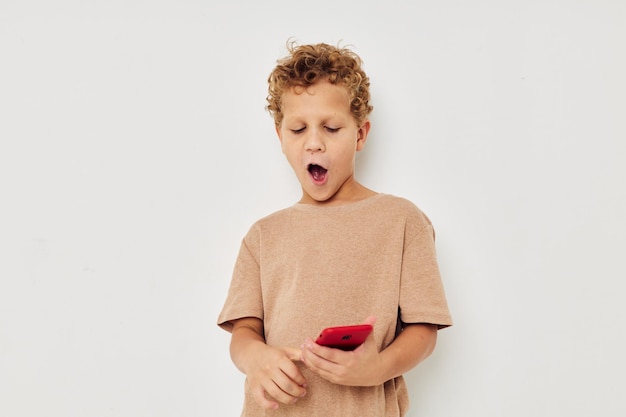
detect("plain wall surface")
[1,1,625,416]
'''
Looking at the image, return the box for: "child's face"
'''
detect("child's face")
[277,80,370,206]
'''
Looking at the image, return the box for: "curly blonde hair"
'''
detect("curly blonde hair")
[266,41,373,128]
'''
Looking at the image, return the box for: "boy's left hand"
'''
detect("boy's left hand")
[300,316,383,386]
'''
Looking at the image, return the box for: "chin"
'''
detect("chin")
[301,193,331,205]
[314,193,339,204]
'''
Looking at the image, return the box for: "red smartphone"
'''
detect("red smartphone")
[315,324,373,351]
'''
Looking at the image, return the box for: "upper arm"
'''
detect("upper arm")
[400,322,438,336]
[231,316,265,338]
[398,323,438,352]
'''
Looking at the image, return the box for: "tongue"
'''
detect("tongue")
[310,165,327,181]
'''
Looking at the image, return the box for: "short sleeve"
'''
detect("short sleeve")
[217,229,264,333]
[399,223,453,329]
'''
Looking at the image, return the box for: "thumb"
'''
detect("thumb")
[362,315,377,327]
[353,316,377,352]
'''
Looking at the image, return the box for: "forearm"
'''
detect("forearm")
[229,317,267,374]
[376,323,438,385]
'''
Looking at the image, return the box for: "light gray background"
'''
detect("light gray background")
[1,1,625,416]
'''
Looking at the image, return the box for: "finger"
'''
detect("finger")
[251,385,279,410]
[281,359,308,388]
[303,338,341,363]
[360,316,377,347]
[260,356,307,401]
[277,346,307,388]
[272,367,307,400]
[282,346,304,362]
[276,368,306,398]
[302,339,342,374]
[362,315,377,326]
[301,347,343,384]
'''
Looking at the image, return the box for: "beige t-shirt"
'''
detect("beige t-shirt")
[218,193,452,416]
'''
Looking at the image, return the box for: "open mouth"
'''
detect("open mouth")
[308,164,328,182]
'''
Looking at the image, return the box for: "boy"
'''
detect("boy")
[218,42,452,416]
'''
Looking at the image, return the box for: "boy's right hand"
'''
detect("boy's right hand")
[230,318,307,410]
[245,344,307,409]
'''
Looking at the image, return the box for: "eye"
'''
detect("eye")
[290,127,306,134]
[325,126,340,133]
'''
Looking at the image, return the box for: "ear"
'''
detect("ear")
[356,120,371,151]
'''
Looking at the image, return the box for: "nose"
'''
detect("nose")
[305,128,325,153]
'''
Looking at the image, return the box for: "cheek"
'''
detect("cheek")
[338,147,357,164]
[283,149,302,169]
